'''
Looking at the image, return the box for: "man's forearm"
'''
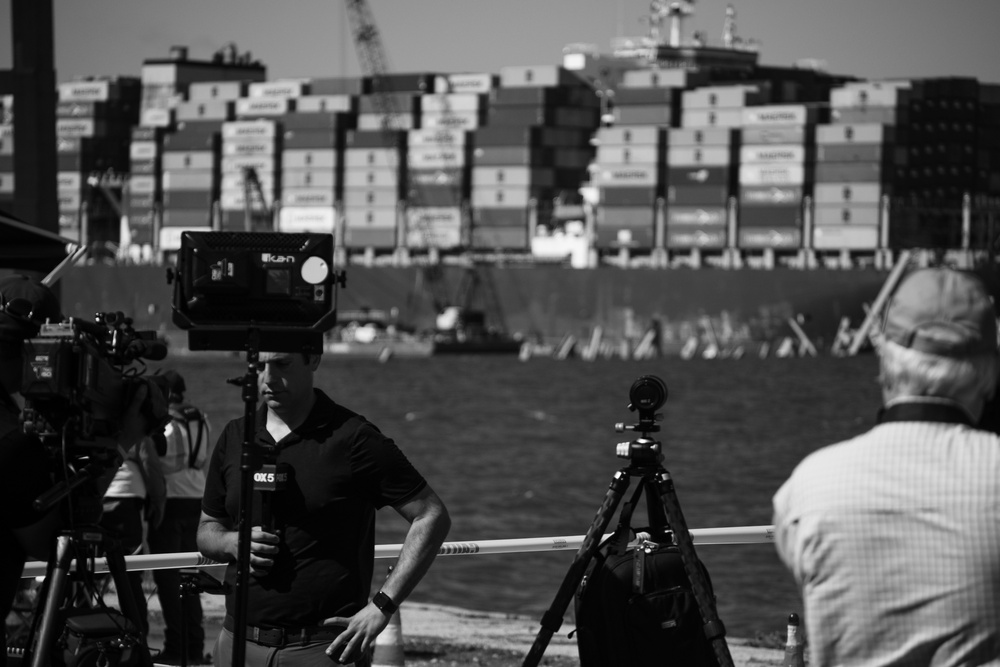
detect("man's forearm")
[379,508,451,604]
[196,519,238,563]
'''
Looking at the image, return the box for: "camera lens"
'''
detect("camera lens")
[629,375,667,412]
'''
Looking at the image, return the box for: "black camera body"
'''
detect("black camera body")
[20,312,167,447]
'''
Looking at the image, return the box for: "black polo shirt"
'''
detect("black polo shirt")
[202,389,427,627]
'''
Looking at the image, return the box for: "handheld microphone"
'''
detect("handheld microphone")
[254,461,290,534]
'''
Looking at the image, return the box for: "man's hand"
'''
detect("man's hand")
[322,603,390,664]
[248,526,281,576]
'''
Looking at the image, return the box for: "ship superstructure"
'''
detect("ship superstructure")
[1,2,998,272]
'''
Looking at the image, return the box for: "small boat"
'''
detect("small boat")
[326,309,434,360]
[430,306,524,356]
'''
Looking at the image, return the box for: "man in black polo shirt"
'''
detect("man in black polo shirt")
[197,351,451,666]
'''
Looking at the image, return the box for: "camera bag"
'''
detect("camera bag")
[573,493,718,667]
[57,608,149,667]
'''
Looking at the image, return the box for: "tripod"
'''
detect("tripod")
[18,450,153,667]
[24,529,152,667]
[522,377,733,667]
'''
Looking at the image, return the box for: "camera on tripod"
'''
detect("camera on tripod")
[19,311,169,448]
[615,375,668,464]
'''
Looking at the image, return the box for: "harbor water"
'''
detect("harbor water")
[157,351,883,637]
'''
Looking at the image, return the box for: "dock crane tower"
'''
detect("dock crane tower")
[341,0,511,338]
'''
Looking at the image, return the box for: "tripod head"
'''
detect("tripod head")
[614,375,668,466]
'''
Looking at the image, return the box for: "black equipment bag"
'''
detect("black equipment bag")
[574,491,718,667]
[56,608,150,667]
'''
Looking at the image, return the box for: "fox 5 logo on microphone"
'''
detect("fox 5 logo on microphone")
[253,463,289,491]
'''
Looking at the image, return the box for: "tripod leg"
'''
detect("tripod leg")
[522,470,631,667]
[105,538,155,667]
[652,470,734,667]
[29,534,74,667]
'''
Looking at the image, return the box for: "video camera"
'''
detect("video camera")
[20,311,169,447]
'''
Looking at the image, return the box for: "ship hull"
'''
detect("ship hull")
[60,264,888,352]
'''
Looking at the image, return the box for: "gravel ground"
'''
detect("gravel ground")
[143,594,786,667]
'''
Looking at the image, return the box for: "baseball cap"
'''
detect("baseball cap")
[0,274,63,342]
[161,369,187,396]
[882,267,998,357]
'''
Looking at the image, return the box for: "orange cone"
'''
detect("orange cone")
[782,612,805,667]
[372,607,405,667]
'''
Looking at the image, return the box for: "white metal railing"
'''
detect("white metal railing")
[20,525,775,578]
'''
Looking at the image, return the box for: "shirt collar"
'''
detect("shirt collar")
[255,389,337,448]
[877,397,973,427]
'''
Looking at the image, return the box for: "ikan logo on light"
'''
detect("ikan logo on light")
[261,253,296,264]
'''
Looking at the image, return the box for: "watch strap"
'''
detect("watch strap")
[372,590,398,616]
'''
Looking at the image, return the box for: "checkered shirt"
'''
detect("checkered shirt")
[773,419,1000,666]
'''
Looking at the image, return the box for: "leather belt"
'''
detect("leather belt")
[223,615,345,648]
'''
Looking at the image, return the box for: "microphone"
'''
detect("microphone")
[127,338,168,361]
[254,461,290,534]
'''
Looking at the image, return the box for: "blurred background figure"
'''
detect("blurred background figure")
[100,432,166,641]
[148,370,212,665]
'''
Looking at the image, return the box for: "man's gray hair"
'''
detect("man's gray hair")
[878,337,999,402]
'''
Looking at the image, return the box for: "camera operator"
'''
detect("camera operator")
[197,350,451,667]
[0,274,164,666]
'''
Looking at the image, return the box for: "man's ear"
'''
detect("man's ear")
[308,353,323,372]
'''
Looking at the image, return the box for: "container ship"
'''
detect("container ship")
[2,2,998,353]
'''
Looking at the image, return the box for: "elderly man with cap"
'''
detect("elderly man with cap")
[0,274,161,666]
[773,267,1000,667]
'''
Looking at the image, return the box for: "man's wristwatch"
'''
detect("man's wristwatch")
[371,590,398,617]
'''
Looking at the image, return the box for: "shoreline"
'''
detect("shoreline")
[142,592,786,666]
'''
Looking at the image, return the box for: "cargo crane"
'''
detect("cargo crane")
[342,0,517,347]
[240,166,272,232]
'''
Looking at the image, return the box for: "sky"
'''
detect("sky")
[0,0,998,85]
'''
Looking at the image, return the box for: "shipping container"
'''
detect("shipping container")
[595,165,662,187]
[815,123,896,144]
[295,95,356,114]
[667,206,727,226]
[343,206,397,229]
[597,126,666,146]
[812,182,888,204]
[282,149,338,169]
[739,163,811,186]
[666,227,727,249]
[738,205,802,228]
[812,224,880,249]
[498,65,584,88]
[739,185,804,206]
[740,125,814,145]
[665,166,732,187]
[283,169,337,189]
[235,97,294,117]
[596,145,663,164]
[283,129,340,149]
[681,109,744,128]
[278,206,337,234]
[666,184,730,205]
[667,127,737,147]
[176,100,234,122]
[667,146,737,167]
[599,186,658,206]
[419,111,485,131]
[281,187,337,207]
[162,151,217,171]
[813,204,881,226]
[737,227,801,248]
[472,166,554,187]
[343,187,399,208]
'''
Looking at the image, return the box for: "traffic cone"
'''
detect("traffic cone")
[372,607,405,667]
[782,612,805,667]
